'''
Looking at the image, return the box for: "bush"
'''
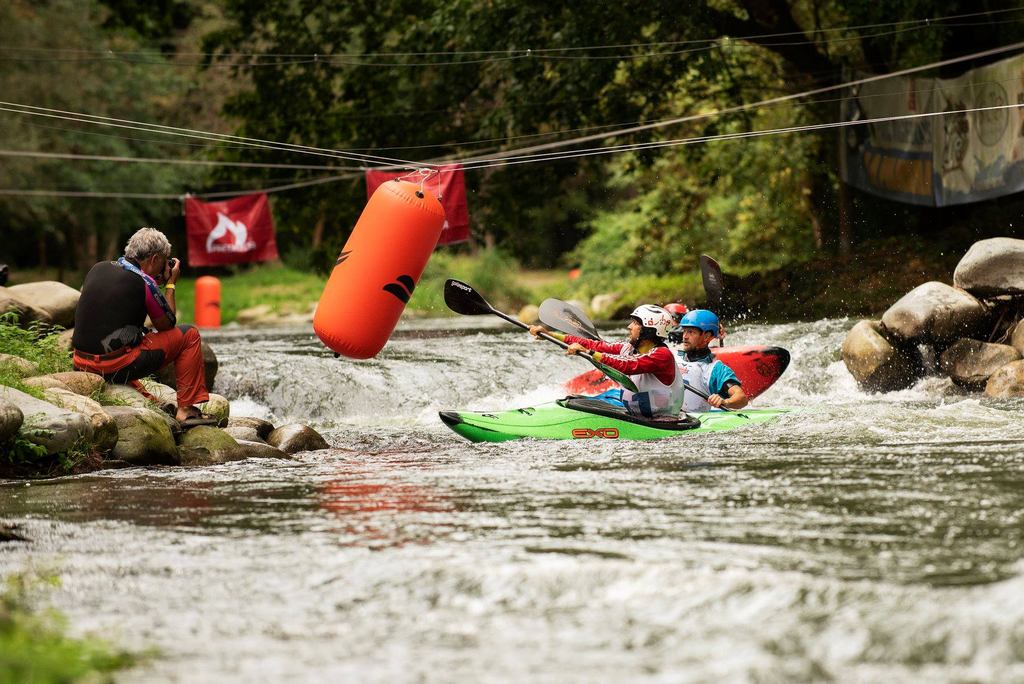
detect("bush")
[531,271,705,320]
[0,314,72,375]
[0,313,72,398]
[0,572,140,683]
[409,247,529,315]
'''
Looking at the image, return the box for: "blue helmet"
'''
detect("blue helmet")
[678,309,720,336]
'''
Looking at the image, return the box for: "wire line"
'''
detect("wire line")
[444,41,1024,169]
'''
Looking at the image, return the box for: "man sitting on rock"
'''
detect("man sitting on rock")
[72,227,216,427]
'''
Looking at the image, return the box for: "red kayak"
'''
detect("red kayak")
[564,345,791,400]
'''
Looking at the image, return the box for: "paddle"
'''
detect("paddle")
[682,381,733,411]
[699,254,725,348]
[538,298,602,341]
[699,254,724,311]
[444,279,640,393]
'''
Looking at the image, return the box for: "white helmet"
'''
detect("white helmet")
[629,304,673,339]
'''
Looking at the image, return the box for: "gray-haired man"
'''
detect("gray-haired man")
[72,227,216,427]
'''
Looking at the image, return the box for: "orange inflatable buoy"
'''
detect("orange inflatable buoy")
[314,180,445,359]
[194,275,221,328]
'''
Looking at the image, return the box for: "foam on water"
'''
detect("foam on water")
[3,319,1024,682]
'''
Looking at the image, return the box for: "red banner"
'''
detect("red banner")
[365,164,470,245]
[185,193,279,266]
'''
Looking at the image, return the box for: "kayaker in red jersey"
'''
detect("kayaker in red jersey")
[529,304,685,418]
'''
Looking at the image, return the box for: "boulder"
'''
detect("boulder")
[880,281,988,343]
[953,237,1024,297]
[156,340,218,391]
[590,293,619,318]
[841,320,922,392]
[985,360,1024,398]
[139,380,177,409]
[517,304,540,325]
[43,388,118,453]
[152,409,183,443]
[102,406,178,465]
[6,281,80,328]
[202,341,219,389]
[266,423,329,454]
[939,339,1021,390]
[223,426,263,443]
[0,353,39,377]
[107,381,225,426]
[0,386,93,456]
[1010,320,1024,357]
[235,439,291,460]
[227,416,274,441]
[99,383,153,409]
[179,426,244,464]
[56,328,74,351]
[49,371,104,397]
[0,399,23,444]
[198,393,230,427]
[177,446,216,467]
[23,376,72,392]
[0,286,45,326]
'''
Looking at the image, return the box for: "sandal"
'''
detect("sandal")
[178,410,219,429]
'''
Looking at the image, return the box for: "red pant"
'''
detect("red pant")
[74,325,210,409]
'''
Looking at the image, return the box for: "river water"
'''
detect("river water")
[3,318,1024,682]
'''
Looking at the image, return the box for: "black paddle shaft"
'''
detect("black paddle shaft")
[443,279,639,392]
[699,254,726,348]
[446,279,585,351]
[700,254,724,311]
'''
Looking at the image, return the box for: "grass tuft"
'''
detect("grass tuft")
[0,572,142,683]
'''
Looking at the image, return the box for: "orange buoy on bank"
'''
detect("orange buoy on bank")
[194,275,221,328]
[314,180,445,359]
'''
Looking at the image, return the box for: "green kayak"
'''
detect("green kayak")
[439,396,789,443]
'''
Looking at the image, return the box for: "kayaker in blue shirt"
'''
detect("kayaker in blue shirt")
[674,309,748,411]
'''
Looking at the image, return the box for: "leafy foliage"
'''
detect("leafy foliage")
[0,314,73,374]
[409,247,529,314]
[0,572,140,683]
[0,313,73,398]
[202,0,1024,282]
[1,420,50,466]
[0,0,208,271]
[6,0,1024,293]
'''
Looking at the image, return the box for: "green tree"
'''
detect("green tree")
[0,0,209,274]
[203,0,1024,276]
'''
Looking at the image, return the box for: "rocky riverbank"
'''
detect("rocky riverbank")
[0,281,329,478]
[841,237,1024,396]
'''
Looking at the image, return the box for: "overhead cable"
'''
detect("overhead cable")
[445,40,1024,168]
[0,172,361,200]
[0,101,422,169]
[0,6,1018,61]
[5,101,1021,199]
[455,101,1024,171]
[0,20,1003,68]
[0,148,361,171]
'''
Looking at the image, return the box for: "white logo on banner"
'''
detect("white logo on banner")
[206,212,256,253]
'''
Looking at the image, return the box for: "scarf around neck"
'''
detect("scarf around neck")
[116,256,176,325]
